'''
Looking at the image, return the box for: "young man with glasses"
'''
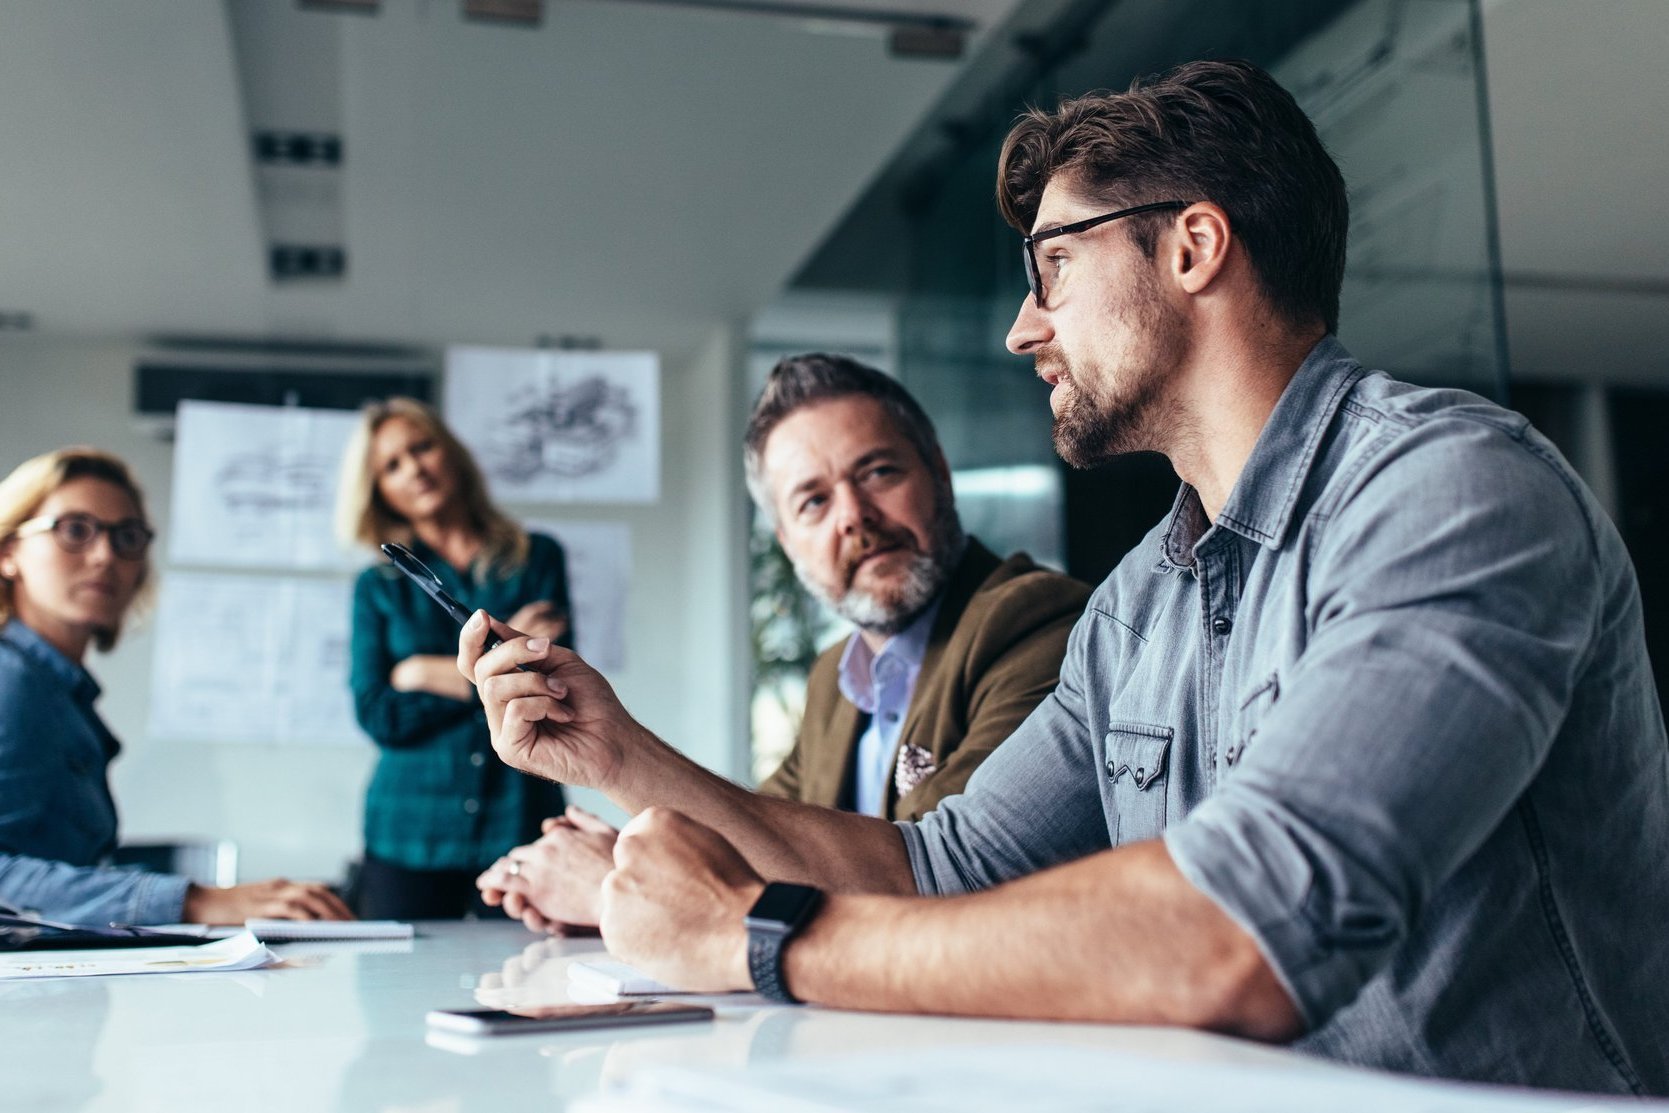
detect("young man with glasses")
[461,60,1669,1095]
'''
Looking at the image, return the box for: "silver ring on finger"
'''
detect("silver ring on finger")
[507,859,522,878]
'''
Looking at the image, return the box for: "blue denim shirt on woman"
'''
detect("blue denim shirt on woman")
[0,620,189,925]
[899,338,1669,1095]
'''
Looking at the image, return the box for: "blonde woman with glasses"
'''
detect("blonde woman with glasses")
[0,447,352,926]
[337,399,572,919]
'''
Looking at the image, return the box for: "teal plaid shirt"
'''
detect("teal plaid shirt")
[349,532,570,872]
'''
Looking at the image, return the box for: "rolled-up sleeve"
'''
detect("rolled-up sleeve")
[1164,421,1600,1027]
[0,852,190,926]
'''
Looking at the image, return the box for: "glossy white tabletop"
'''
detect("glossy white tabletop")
[3,921,1633,1113]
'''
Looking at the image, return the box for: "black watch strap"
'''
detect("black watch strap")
[745,882,823,1005]
[748,929,798,1003]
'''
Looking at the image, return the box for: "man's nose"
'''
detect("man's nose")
[1006,292,1052,355]
[831,483,874,534]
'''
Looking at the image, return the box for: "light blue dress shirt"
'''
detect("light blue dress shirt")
[898,339,1669,1095]
[837,597,942,816]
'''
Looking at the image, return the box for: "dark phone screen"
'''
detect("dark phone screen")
[431,1001,713,1032]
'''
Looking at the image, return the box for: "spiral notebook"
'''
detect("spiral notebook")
[148,919,414,942]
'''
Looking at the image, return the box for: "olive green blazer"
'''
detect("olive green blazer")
[759,538,1090,821]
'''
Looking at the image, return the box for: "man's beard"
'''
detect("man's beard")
[793,487,965,638]
[1043,271,1190,469]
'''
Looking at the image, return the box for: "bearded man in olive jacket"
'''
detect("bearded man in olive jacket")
[760,534,1087,821]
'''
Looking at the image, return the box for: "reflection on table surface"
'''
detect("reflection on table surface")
[0,920,1332,1113]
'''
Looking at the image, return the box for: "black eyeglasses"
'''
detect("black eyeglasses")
[15,513,155,560]
[1021,200,1194,308]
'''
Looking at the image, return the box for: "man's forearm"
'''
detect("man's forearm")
[609,734,916,895]
[780,839,1304,1038]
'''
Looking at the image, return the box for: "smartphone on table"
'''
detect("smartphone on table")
[426,1001,715,1036]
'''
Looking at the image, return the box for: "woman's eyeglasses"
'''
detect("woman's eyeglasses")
[13,513,155,560]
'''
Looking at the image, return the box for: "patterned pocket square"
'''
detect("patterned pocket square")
[894,742,937,799]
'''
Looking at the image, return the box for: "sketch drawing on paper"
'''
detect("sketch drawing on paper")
[444,347,660,503]
[491,376,638,483]
[213,449,336,512]
[169,400,363,570]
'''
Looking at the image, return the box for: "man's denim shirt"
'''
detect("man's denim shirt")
[899,339,1669,1095]
[0,620,188,925]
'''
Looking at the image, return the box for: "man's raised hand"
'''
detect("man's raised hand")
[457,610,645,790]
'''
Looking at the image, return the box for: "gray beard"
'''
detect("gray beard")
[794,496,965,638]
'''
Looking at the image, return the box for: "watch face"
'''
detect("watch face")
[747,882,820,929]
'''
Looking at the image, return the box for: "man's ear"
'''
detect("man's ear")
[1171,202,1232,296]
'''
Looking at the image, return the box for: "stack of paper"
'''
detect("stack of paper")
[568,958,681,996]
[0,931,277,980]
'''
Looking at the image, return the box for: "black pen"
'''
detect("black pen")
[380,543,539,673]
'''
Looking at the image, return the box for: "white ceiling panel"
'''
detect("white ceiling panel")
[0,2,266,336]
[0,0,1023,360]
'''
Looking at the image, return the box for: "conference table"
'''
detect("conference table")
[1,920,1652,1113]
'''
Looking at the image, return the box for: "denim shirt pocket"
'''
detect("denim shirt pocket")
[1105,722,1173,845]
[1227,672,1280,768]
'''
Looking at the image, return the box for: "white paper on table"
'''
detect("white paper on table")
[567,958,678,996]
[523,519,630,671]
[444,347,660,504]
[558,958,769,1013]
[147,571,364,746]
[169,401,365,571]
[0,931,278,980]
[574,1043,1656,1113]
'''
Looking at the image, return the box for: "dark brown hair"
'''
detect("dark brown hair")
[997,59,1348,334]
[743,353,944,524]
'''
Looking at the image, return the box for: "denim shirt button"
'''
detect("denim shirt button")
[1212,616,1233,635]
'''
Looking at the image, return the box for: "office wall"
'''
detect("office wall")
[0,326,751,881]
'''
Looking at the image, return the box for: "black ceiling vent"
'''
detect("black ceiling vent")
[269,244,347,281]
[133,356,435,438]
[254,131,343,167]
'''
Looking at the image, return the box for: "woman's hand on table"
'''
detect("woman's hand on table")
[183,879,355,924]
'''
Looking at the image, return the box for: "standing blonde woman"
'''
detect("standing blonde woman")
[0,447,351,925]
[337,398,571,919]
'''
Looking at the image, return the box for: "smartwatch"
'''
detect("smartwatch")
[744,882,823,1004]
